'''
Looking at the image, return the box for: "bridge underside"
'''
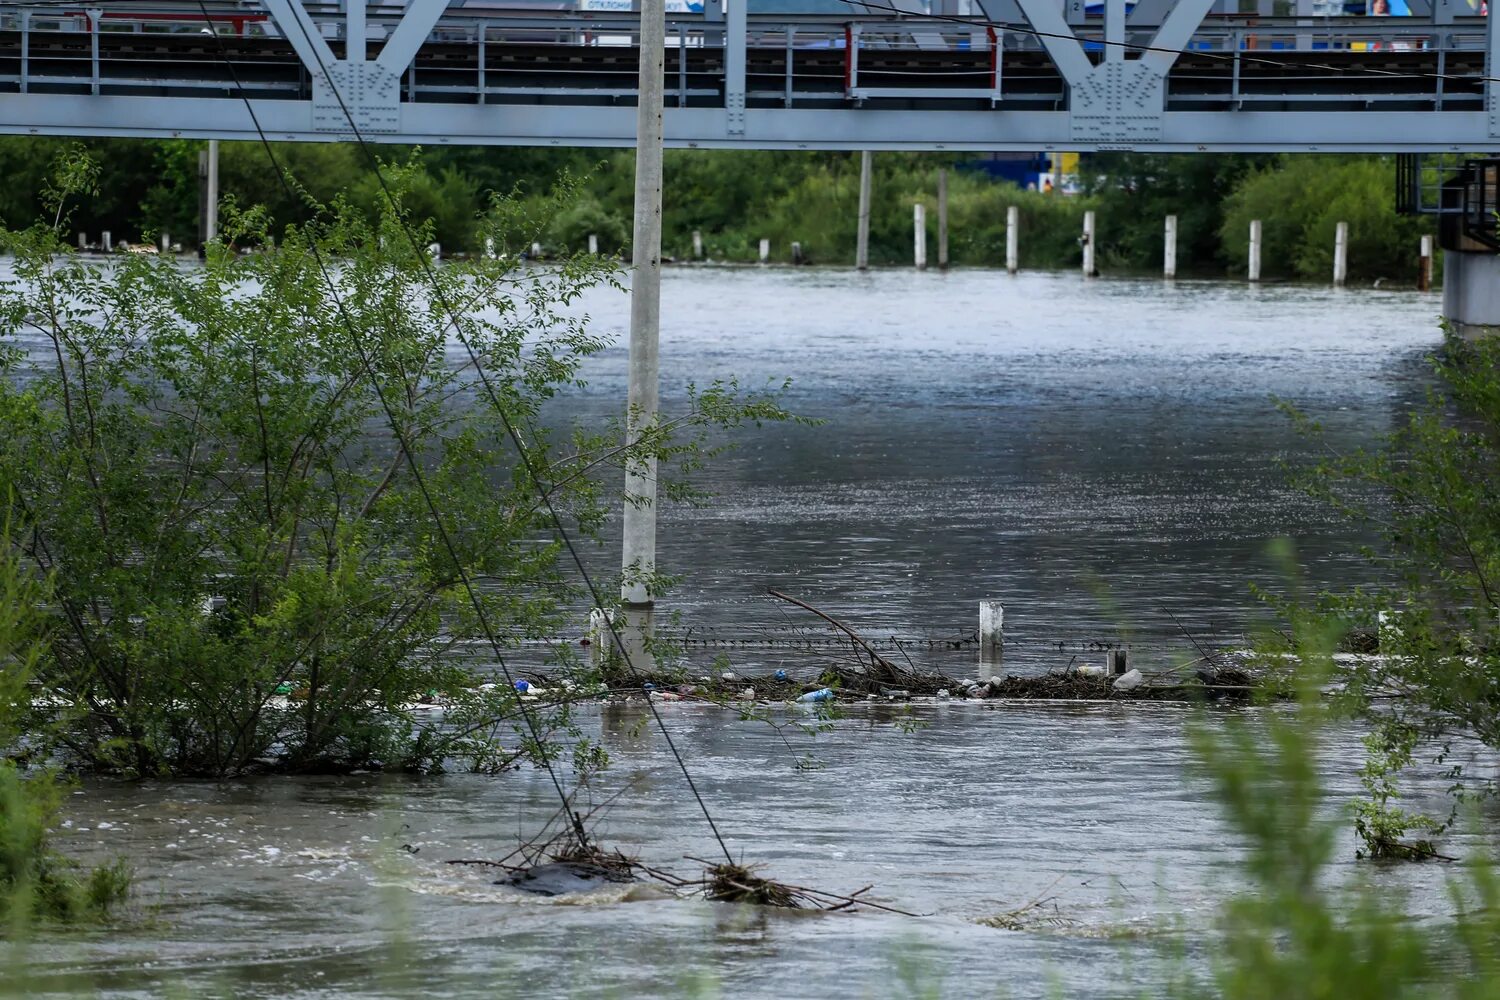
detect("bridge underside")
[2,1,1500,151]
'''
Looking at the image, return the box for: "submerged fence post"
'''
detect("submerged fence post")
[1106,648,1131,676]
[979,601,1003,674]
[1333,221,1349,287]
[856,150,873,271]
[692,229,703,259]
[1163,214,1177,279]
[1248,219,1262,283]
[1082,210,1097,278]
[937,168,949,271]
[1005,205,1019,274]
[914,203,928,270]
[759,238,770,263]
[1419,234,1433,291]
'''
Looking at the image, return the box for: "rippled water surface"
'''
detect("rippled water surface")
[21,267,1463,998]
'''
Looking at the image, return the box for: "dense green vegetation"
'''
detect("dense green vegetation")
[0,147,790,780]
[0,138,1433,281]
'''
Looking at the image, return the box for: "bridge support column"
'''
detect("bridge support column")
[1442,251,1500,339]
[856,151,872,271]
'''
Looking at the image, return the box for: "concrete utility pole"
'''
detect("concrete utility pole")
[855,150,872,270]
[620,0,666,669]
[936,168,949,270]
[205,139,219,244]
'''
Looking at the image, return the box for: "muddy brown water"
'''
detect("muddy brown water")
[12,267,1480,998]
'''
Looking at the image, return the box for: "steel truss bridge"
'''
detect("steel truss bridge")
[1,0,1499,151]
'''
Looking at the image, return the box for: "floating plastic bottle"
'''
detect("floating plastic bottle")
[797,687,834,703]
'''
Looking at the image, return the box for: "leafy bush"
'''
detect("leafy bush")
[0,150,791,779]
[1220,156,1433,282]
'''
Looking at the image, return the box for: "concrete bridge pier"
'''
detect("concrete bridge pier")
[1442,251,1500,340]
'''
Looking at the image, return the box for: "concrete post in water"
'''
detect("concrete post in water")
[429,243,442,259]
[1333,221,1349,287]
[936,168,949,271]
[979,601,1003,673]
[621,0,667,670]
[1081,210,1097,278]
[1106,648,1131,676]
[1163,214,1177,280]
[914,203,927,271]
[588,234,599,256]
[160,232,170,254]
[1005,205,1019,274]
[856,150,873,271]
[758,238,770,263]
[484,236,495,258]
[588,608,617,671]
[692,229,703,259]
[1248,219,1263,282]
[77,232,86,250]
[530,241,542,259]
[791,241,804,265]
[204,138,219,245]
[1419,235,1433,292]
[102,230,112,253]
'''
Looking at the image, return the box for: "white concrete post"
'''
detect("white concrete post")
[161,231,170,254]
[692,229,703,259]
[588,608,617,670]
[758,238,770,263]
[621,0,667,670]
[1106,648,1131,676]
[1333,221,1349,287]
[791,241,804,265]
[1163,214,1177,279]
[429,242,442,259]
[936,168,949,271]
[205,138,219,244]
[856,150,873,271]
[1082,210,1097,278]
[1005,205,1019,274]
[979,601,1003,672]
[102,230,112,252]
[588,233,599,255]
[77,232,86,250]
[530,241,542,258]
[1419,234,1433,292]
[1248,219,1262,282]
[484,236,495,258]
[914,203,927,271]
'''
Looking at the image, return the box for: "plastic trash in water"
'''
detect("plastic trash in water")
[642,681,656,691]
[774,669,788,681]
[274,681,293,696]
[1112,668,1144,692]
[797,687,834,703]
[514,680,530,693]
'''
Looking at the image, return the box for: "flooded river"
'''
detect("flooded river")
[19,267,1467,997]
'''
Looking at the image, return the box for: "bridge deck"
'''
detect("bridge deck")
[0,4,1493,150]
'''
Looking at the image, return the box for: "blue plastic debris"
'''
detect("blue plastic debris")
[514,680,530,693]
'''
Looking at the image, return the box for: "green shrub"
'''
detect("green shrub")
[0,150,791,779]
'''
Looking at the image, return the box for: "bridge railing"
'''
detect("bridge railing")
[0,4,1488,116]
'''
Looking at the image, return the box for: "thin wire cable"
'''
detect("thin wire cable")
[268,1,738,865]
[190,0,591,849]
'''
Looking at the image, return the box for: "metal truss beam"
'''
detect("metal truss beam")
[0,93,1495,152]
[2,1,1500,152]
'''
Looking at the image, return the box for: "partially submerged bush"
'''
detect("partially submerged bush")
[0,150,792,778]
